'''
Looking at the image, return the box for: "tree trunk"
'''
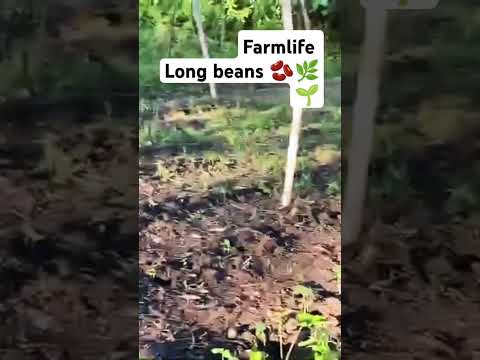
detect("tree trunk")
[280,0,302,208]
[167,1,179,57]
[299,0,311,30]
[192,0,217,99]
[281,107,303,207]
[281,0,294,31]
[343,7,388,245]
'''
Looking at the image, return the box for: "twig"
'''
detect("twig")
[279,322,284,360]
[285,328,302,360]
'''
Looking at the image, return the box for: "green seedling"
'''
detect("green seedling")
[270,309,293,360]
[296,60,319,82]
[246,322,269,360]
[285,287,317,360]
[293,285,315,313]
[296,84,319,107]
[249,350,268,360]
[255,322,267,347]
[297,312,326,329]
[297,313,338,360]
[145,267,156,278]
[211,348,239,360]
[222,239,232,255]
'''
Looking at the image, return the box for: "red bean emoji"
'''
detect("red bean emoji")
[271,60,284,71]
[283,64,293,77]
[272,72,286,81]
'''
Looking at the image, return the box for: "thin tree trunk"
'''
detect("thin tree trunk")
[167,1,179,57]
[280,0,301,208]
[281,0,294,31]
[192,0,217,99]
[343,7,388,245]
[299,0,311,30]
[281,107,303,207]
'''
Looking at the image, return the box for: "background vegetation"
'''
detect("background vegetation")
[139,0,341,199]
[139,0,339,96]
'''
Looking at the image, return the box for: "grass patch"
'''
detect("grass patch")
[140,104,341,197]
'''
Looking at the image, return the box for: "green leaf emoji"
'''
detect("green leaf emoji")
[297,59,319,82]
[296,64,304,75]
[309,59,318,68]
[296,88,308,96]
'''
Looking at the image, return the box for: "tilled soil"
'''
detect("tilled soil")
[139,169,341,359]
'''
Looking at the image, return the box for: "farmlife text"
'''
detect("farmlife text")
[159,30,324,109]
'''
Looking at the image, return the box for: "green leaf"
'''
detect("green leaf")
[255,322,267,346]
[296,64,304,75]
[297,312,326,328]
[306,74,318,80]
[308,68,318,73]
[296,88,308,96]
[249,350,266,360]
[303,60,308,70]
[293,285,314,299]
[308,59,318,69]
[308,84,319,95]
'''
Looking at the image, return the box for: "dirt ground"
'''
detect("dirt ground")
[139,161,341,359]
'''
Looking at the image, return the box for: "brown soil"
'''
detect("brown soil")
[139,162,341,359]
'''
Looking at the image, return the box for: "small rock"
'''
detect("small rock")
[284,318,298,334]
[227,327,238,339]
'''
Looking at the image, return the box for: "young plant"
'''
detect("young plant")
[255,322,267,347]
[297,313,339,360]
[285,286,316,360]
[249,350,268,360]
[222,239,232,255]
[293,285,315,313]
[145,267,156,278]
[211,348,239,360]
[270,309,293,360]
[249,322,269,360]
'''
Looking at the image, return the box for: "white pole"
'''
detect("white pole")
[343,4,388,245]
[281,106,303,207]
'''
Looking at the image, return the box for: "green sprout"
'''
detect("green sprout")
[255,322,267,347]
[211,348,239,360]
[222,239,232,254]
[296,84,319,107]
[293,285,315,312]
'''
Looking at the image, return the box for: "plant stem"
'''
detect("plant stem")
[285,328,302,360]
[307,95,312,107]
[279,323,284,359]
